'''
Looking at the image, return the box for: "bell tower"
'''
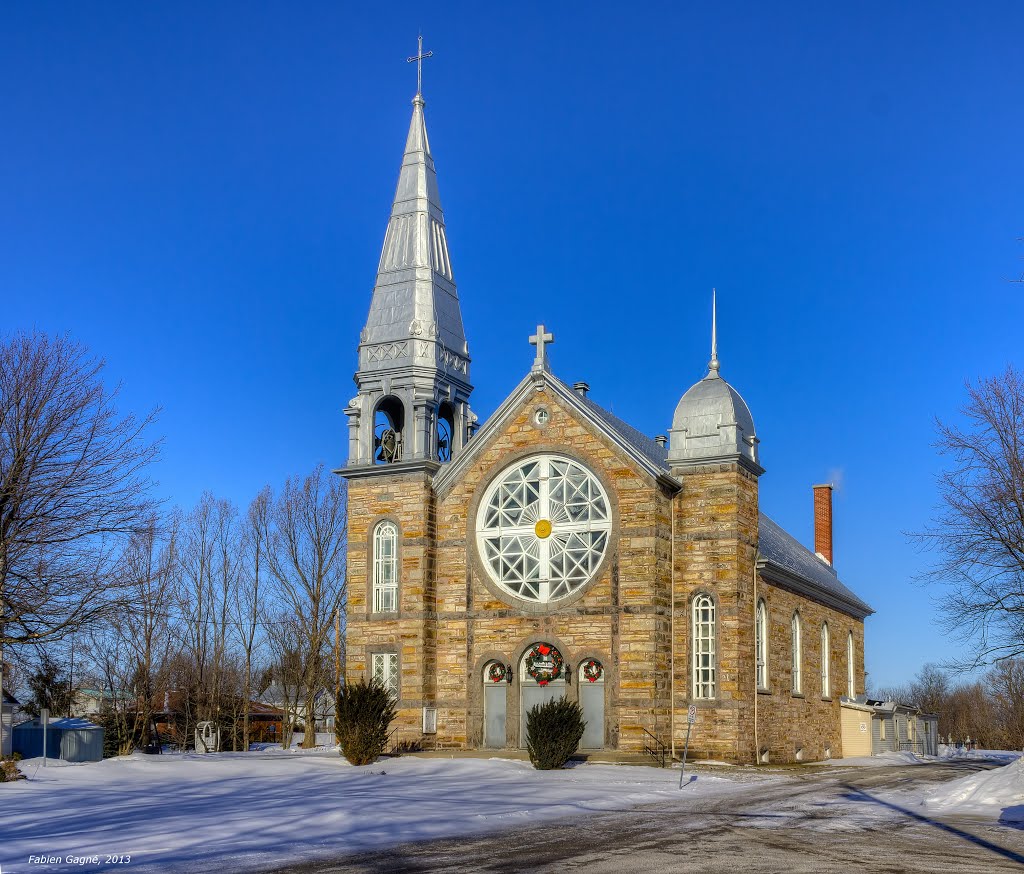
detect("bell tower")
[344,54,473,473]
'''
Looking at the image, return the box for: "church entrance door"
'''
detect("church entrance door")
[483,661,508,748]
[519,643,566,749]
[578,659,605,749]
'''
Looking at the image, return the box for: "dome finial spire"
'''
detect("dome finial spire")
[709,288,720,375]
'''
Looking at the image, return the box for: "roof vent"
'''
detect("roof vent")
[654,435,668,448]
[572,381,590,398]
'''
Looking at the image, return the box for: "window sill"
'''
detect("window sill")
[821,696,833,702]
[757,687,772,695]
[791,692,805,699]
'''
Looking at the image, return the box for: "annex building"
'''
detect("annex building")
[340,76,873,764]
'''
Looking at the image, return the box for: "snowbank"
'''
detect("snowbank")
[0,751,756,872]
[923,756,1024,823]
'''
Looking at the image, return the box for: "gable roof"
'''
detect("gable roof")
[435,365,872,620]
[433,369,680,496]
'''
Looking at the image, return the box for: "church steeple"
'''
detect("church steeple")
[344,46,473,472]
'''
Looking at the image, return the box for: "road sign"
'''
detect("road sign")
[687,705,697,724]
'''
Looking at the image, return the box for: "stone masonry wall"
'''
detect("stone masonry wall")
[671,462,759,762]
[746,578,866,762]
[345,471,435,743]
[433,383,675,751]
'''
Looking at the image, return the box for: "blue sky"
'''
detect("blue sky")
[3,3,1022,688]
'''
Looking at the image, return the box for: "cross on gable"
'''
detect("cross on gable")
[529,325,554,372]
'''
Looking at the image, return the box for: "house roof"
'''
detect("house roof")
[757,514,874,619]
[2,690,19,706]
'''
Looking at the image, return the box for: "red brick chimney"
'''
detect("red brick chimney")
[813,483,834,565]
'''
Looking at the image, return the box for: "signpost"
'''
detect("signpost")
[679,706,697,788]
[41,708,49,768]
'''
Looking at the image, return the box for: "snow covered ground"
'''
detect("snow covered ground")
[1,751,757,873]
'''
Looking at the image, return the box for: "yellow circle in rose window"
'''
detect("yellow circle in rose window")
[534,519,553,539]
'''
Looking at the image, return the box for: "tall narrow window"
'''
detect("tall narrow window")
[755,600,768,689]
[821,623,831,698]
[791,612,802,694]
[692,594,716,699]
[847,631,856,697]
[371,652,399,699]
[372,521,398,612]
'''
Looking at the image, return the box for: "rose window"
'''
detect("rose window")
[476,454,611,602]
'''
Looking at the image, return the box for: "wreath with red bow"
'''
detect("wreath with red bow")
[525,643,563,686]
[582,659,603,683]
[487,662,508,683]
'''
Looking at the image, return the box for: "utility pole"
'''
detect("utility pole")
[334,609,341,695]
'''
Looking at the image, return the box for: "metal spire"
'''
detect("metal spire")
[709,288,720,375]
[407,34,433,99]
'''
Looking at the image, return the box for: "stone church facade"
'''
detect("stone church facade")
[340,83,873,764]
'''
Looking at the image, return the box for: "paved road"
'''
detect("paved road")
[276,761,1024,873]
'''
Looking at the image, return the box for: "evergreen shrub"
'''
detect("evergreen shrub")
[335,680,397,766]
[526,698,586,770]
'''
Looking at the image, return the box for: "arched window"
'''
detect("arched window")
[755,600,768,689]
[791,612,802,694]
[373,397,405,464]
[692,595,716,699]
[821,623,831,698]
[437,402,455,463]
[372,521,398,612]
[847,631,856,697]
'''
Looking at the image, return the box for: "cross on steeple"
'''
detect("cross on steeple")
[529,325,554,372]
[407,34,433,97]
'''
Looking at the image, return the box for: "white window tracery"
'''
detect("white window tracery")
[791,612,802,694]
[372,521,398,613]
[755,600,768,689]
[692,594,716,699]
[847,631,856,697]
[371,652,399,699]
[476,454,611,603]
[821,623,831,698]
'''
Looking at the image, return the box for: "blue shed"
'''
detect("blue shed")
[12,717,104,762]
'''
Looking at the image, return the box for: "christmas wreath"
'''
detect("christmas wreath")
[487,662,508,683]
[525,643,563,686]
[582,659,603,683]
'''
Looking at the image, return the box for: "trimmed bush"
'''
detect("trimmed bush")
[526,697,586,770]
[335,680,397,766]
[1,757,25,782]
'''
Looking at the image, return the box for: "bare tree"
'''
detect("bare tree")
[174,495,245,745]
[914,365,1024,667]
[0,332,159,751]
[259,465,346,748]
[987,659,1024,749]
[233,488,271,750]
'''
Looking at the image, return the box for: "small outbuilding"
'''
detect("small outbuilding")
[839,698,873,757]
[12,717,104,762]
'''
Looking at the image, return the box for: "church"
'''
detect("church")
[340,70,873,764]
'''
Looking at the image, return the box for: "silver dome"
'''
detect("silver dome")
[668,366,761,472]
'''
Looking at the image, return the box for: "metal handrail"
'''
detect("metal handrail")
[641,727,668,768]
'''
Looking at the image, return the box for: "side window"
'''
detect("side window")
[692,595,717,699]
[372,521,399,612]
[847,631,856,697]
[820,623,830,698]
[755,600,768,689]
[371,652,399,699]
[791,612,802,694]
